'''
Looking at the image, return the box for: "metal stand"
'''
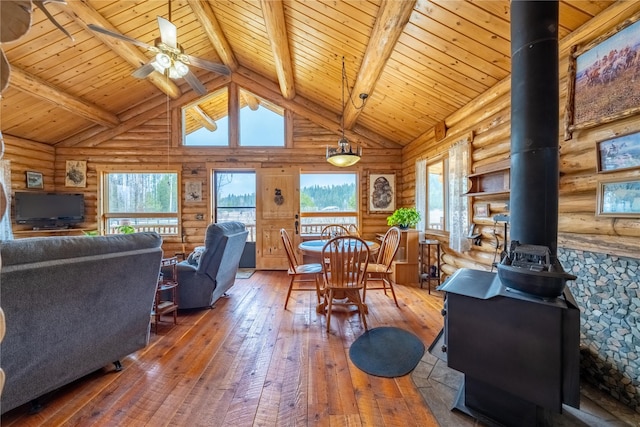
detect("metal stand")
[419,239,441,293]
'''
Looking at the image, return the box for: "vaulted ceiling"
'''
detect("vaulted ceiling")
[0,0,615,150]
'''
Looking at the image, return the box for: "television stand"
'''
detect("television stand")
[32,225,72,231]
[14,228,89,239]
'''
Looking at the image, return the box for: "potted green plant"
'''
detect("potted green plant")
[387,207,421,229]
[117,224,136,234]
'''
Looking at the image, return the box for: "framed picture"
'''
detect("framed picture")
[25,171,43,189]
[596,178,640,217]
[474,202,490,218]
[185,180,202,202]
[368,172,395,213]
[565,15,640,139]
[596,132,640,173]
[65,160,87,187]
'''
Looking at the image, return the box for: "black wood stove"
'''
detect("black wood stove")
[435,2,581,425]
[439,269,580,426]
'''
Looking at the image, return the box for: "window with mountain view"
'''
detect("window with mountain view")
[102,171,179,235]
[300,173,358,234]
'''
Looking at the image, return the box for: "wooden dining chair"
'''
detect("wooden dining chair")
[280,228,324,310]
[320,224,349,240]
[363,226,401,306]
[321,235,370,332]
[347,223,360,237]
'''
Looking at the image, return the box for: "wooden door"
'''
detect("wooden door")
[256,167,300,270]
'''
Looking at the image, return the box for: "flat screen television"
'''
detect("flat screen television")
[14,192,85,228]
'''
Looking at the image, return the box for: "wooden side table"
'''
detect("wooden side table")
[419,240,441,294]
[153,257,179,333]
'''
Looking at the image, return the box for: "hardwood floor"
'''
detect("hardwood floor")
[2,271,446,426]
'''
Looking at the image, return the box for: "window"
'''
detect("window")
[183,87,229,146]
[214,171,256,242]
[427,160,447,230]
[300,173,358,234]
[101,171,179,235]
[239,89,284,146]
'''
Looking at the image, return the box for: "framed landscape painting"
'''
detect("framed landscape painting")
[596,132,640,173]
[567,16,640,136]
[596,178,640,217]
[26,171,43,189]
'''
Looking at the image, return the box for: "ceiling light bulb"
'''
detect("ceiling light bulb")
[174,61,189,77]
[155,52,171,69]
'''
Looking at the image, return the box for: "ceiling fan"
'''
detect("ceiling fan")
[88,15,230,96]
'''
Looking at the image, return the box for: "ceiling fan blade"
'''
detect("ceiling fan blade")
[183,71,207,95]
[185,55,230,76]
[157,16,177,49]
[87,24,156,51]
[132,61,157,79]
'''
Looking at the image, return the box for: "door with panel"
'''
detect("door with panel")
[256,167,300,270]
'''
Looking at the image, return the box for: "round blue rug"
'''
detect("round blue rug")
[349,327,425,378]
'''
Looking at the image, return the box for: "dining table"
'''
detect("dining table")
[298,239,379,263]
[298,238,380,314]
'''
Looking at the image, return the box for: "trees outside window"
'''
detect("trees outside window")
[102,172,179,235]
[300,173,358,233]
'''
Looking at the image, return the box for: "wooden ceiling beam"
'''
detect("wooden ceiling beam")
[187,0,238,72]
[57,75,230,147]
[187,105,217,131]
[260,0,296,100]
[9,66,120,128]
[342,0,416,129]
[58,0,181,99]
[241,91,260,111]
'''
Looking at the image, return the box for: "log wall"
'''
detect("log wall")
[5,113,401,256]
[401,2,640,273]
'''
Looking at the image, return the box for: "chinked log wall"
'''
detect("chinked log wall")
[4,113,401,255]
[401,1,640,275]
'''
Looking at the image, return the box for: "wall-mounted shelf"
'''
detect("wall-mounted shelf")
[465,159,510,197]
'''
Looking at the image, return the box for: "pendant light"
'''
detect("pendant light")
[326,57,367,167]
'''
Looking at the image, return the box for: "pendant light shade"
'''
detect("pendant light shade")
[326,137,362,167]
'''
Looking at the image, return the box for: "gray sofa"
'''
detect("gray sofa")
[0,232,163,414]
[166,222,248,309]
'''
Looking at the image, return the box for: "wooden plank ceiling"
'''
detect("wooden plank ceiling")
[0,0,614,149]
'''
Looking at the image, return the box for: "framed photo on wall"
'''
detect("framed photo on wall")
[596,178,640,217]
[596,132,640,173]
[368,172,395,214]
[25,171,43,189]
[185,180,203,203]
[474,202,490,218]
[65,160,86,187]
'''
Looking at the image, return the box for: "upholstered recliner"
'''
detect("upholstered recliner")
[168,222,248,309]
